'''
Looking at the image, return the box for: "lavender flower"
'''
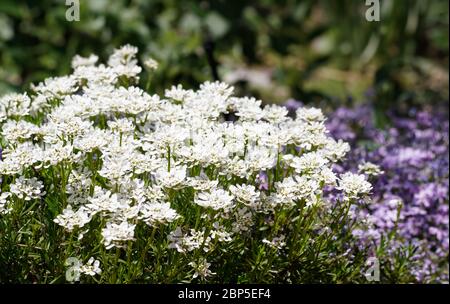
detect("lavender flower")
[324,103,449,283]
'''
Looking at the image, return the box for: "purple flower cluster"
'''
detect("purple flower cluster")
[283,99,448,282]
[326,103,449,283]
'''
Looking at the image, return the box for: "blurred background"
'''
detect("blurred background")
[0,0,448,115]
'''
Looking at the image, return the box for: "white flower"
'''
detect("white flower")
[358,162,384,176]
[65,257,101,282]
[229,184,260,206]
[154,165,187,189]
[0,93,31,117]
[296,107,325,123]
[244,146,277,172]
[187,177,219,191]
[195,188,234,211]
[138,202,180,226]
[74,129,109,152]
[287,120,329,150]
[168,227,212,253]
[262,235,286,250]
[107,118,135,134]
[32,76,78,99]
[0,142,43,175]
[54,206,92,232]
[0,192,11,215]
[86,186,131,215]
[143,185,167,202]
[9,177,45,201]
[337,172,372,200]
[198,81,233,99]
[164,84,194,103]
[290,152,329,174]
[188,258,215,280]
[262,104,289,124]
[1,120,39,143]
[108,44,139,67]
[74,65,118,85]
[71,54,99,69]
[43,142,76,166]
[321,139,350,162]
[101,221,136,249]
[80,257,102,276]
[315,167,337,186]
[269,176,320,207]
[107,44,142,79]
[234,97,264,121]
[144,58,159,70]
[98,156,132,181]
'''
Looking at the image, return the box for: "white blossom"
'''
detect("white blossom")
[195,189,235,211]
[9,177,45,201]
[358,162,384,176]
[101,221,136,249]
[0,45,373,256]
[0,192,11,215]
[188,259,215,280]
[337,172,373,200]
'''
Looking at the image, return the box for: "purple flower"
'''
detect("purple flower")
[325,103,449,283]
[283,99,303,112]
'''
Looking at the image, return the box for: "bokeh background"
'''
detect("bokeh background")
[0,0,448,116]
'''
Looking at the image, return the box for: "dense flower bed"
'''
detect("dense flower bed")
[286,100,449,283]
[0,45,446,283]
[0,46,384,283]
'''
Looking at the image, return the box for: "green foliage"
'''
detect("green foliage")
[0,0,448,106]
[0,180,412,283]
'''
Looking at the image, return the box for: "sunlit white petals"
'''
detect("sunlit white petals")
[0,45,373,263]
[0,192,11,215]
[80,257,102,276]
[296,107,325,123]
[9,176,45,201]
[188,258,215,280]
[262,104,289,124]
[54,206,92,231]
[229,184,260,206]
[195,189,234,211]
[32,76,79,99]
[168,227,213,253]
[0,93,31,117]
[337,172,372,200]
[102,221,136,249]
[1,120,39,143]
[71,54,99,69]
[139,202,180,226]
[358,162,384,176]
[290,152,329,174]
[154,165,187,189]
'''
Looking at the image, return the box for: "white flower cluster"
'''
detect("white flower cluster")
[0,192,11,215]
[188,258,215,280]
[358,162,384,177]
[262,235,287,250]
[168,223,233,254]
[337,172,372,200]
[65,257,101,282]
[0,45,372,253]
[9,177,45,201]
